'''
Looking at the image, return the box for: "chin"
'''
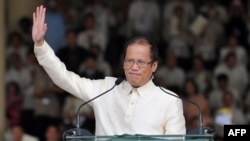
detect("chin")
[128,79,140,87]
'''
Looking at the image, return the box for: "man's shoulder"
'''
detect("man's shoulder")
[156,86,180,99]
[104,76,119,81]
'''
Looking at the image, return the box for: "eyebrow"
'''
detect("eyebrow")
[125,57,150,61]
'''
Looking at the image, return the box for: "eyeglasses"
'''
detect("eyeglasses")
[124,59,153,68]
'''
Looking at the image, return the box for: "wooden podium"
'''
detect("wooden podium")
[65,134,215,141]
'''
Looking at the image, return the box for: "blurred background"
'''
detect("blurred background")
[1,0,250,141]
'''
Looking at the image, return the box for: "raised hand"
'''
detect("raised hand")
[32,5,47,47]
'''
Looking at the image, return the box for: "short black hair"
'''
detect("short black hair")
[65,27,77,36]
[6,81,21,95]
[224,51,236,61]
[123,36,159,62]
[86,52,98,61]
[7,31,22,45]
[216,73,228,82]
[83,12,95,22]
[183,78,199,95]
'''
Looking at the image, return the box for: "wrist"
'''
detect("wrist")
[35,39,44,47]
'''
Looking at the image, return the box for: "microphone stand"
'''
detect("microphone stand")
[63,77,124,140]
[75,83,117,136]
[158,86,204,134]
[153,78,214,135]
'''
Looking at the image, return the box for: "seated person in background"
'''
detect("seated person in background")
[182,78,213,132]
[78,52,105,79]
[90,45,112,76]
[214,91,247,138]
[44,124,61,141]
[155,52,186,92]
[6,124,39,141]
[62,95,95,134]
[56,28,89,74]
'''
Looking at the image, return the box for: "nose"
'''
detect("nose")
[131,62,139,70]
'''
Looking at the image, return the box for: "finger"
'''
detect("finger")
[44,23,47,31]
[35,6,41,23]
[38,5,43,23]
[33,6,39,24]
[33,12,36,25]
[41,7,46,26]
[36,5,41,23]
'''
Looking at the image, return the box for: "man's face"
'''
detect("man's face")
[123,43,157,87]
[45,126,59,141]
[12,126,23,141]
[226,56,236,69]
[67,32,77,47]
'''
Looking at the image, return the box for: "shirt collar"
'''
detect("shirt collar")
[137,78,155,98]
[123,81,133,96]
[123,78,155,98]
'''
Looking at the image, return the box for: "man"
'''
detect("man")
[44,124,61,141]
[56,28,89,74]
[7,125,39,141]
[32,5,186,135]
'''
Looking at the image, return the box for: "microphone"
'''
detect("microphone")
[152,78,214,135]
[63,77,124,139]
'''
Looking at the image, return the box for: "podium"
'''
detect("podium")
[65,134,214,141]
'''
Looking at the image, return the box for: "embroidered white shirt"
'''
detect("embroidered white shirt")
[34,41,186,135]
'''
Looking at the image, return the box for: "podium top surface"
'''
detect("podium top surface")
[65,134,214,141]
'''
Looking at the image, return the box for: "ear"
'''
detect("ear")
[123,62,126,70]
[151,61,158,73]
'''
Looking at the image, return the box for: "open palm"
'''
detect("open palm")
[32,5,47,46]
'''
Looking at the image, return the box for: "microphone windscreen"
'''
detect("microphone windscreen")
[115,77,124,85]
[152,77,159,86]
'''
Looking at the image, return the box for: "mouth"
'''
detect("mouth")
[128,72,141,76]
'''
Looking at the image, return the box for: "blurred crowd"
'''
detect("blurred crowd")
[3,0,250,141]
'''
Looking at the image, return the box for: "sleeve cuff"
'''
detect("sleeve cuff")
[34,40,51,57]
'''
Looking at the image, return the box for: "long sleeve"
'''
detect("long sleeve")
[34,41,106,102]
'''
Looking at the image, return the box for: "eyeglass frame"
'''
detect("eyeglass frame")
[124,59,154,68]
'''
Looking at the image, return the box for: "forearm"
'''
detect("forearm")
[34,39,44,47]
[34,41,93,101]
